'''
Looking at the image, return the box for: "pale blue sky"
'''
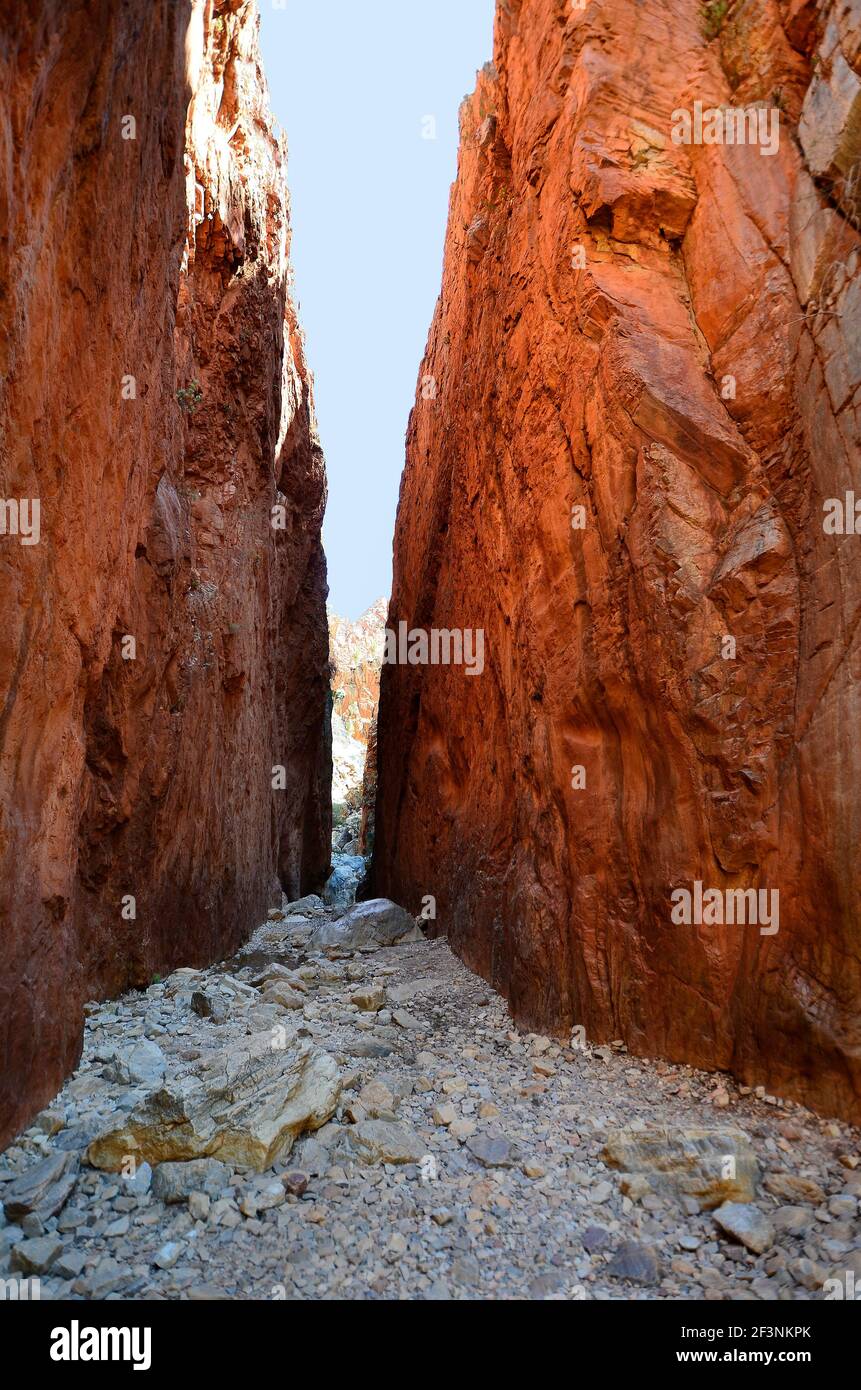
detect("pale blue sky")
[258,0,496,620]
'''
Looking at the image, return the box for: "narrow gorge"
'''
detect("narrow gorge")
[0,0,859,1314]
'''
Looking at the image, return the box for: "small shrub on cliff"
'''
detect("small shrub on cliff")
[702,0,728,39]
[176,379,203,414]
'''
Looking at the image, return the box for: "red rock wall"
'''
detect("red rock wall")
[359,716,378,856]
[374,0,861,1121]
[0,0,330,1147]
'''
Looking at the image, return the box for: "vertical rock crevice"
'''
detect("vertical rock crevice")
[373,0,861,1122]
[0,0,330,1147]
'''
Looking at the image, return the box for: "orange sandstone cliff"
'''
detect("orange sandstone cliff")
[373,0,861,1121]
[0,0,330,1146]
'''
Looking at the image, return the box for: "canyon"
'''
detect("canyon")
[0,0,330,1148]
[0,0,858,1287]
[373,0,861,1124]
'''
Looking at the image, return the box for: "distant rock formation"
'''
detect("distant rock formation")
[329,598,388,748]
[328,598,387,839]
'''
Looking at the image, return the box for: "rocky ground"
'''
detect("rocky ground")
[1,897,858,1302]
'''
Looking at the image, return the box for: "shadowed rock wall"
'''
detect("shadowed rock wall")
[0,0,330,1146]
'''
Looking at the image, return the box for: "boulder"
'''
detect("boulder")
[602,1128,758,1209]
[10,1236,64,1275]
[351,985,386,1012]
[263,983,305,1011]
[324,854,367,909]
[713,1201,774,1254]
[606,1241,662,1285]
[357,1080,397,1118]
[283,895,325,916]
[191,991,229,1024]
[104,1039,167,1087]
[763,1173,825,1205]
[1,1151,79,1221]
[346,1120,427,1165]
[87,1033,341,1172]
[466,1134,517,1169]
[309,899,419,950]
[151,1158,232,1204]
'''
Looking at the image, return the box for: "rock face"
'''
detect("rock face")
[87,1033,341,1173]
[0,1,330,1148]
[374,0,861,1121]
[359,715,378,855]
